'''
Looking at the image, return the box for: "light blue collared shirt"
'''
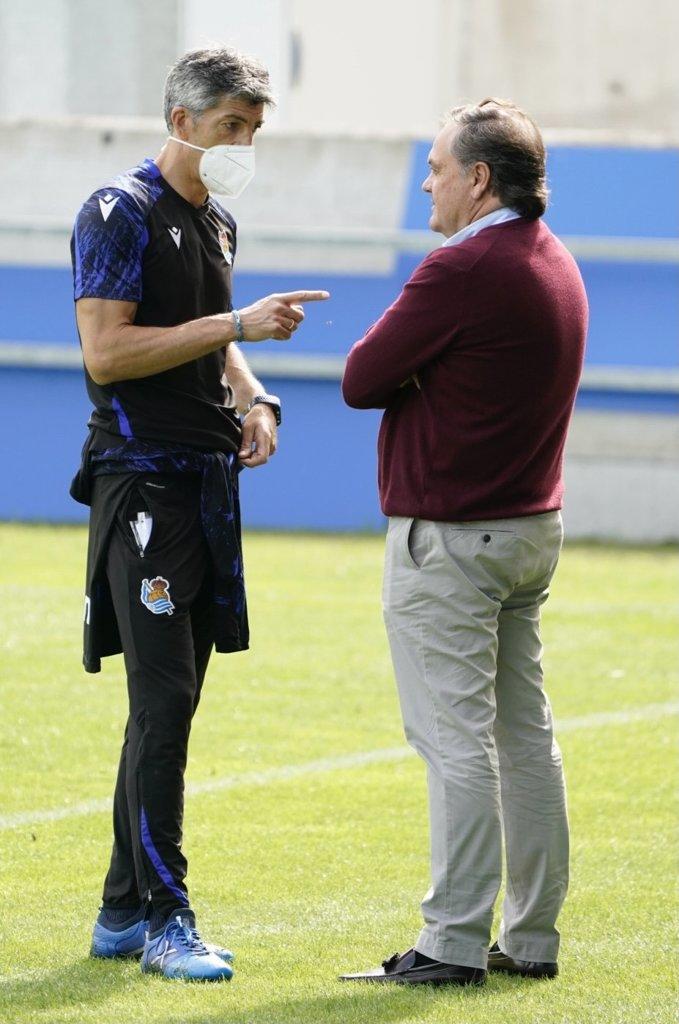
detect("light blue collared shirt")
[442,207,521,248]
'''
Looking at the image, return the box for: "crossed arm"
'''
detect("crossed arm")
[342,252,459,408]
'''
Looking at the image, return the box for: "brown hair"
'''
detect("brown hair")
[446,98,548,219]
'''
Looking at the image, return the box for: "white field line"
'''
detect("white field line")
[1,701,677,832]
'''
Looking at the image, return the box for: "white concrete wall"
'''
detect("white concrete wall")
[563,413,679,543]
[284,0,679,135]
[0,0,677,134]
[286,0,443,135]
[437,0,679,133]
[0,0,70,117]
[0,118,411,274]
[183,0,292,127]
[0,0,177,119]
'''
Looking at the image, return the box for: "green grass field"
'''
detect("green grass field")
[0,525,677,1024]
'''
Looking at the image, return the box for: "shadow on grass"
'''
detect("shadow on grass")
[0,956,142,1017]
[0,962,531,1024]
[184,976,519,1024]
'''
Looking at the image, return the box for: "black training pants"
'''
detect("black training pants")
[99,472,213,917]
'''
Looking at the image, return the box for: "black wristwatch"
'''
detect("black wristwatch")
[244,393,282,426]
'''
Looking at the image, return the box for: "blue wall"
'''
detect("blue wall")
[401,142,679,371]
[0,367,384,527]
[1,143,677,525]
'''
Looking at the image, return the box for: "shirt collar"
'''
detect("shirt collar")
[442,207,521,248]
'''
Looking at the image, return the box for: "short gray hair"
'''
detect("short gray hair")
[446,98,548,219]
[164,47,274,130]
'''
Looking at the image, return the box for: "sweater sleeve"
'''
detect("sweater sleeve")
[341,250,464,409]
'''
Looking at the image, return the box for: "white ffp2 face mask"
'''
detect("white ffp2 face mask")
[168,137,255,197]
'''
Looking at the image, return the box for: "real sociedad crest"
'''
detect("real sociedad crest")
[140,576,175,616]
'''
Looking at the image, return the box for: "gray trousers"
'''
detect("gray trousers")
[383,512,568,970]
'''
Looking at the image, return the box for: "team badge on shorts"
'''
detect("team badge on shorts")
[140,576,175,616]
[218,228,233,266]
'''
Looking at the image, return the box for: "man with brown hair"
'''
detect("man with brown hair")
[340,99,588,987]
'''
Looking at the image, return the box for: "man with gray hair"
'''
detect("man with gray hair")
[70,47,328,981]
[341,99,587,987]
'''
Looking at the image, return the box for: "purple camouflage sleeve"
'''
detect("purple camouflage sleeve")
[72,189,148,302]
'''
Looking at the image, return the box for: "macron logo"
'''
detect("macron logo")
[98,194,119,222]
[168,226,181,249]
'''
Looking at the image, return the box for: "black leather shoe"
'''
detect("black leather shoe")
[339,948,486,986]
[487,942,558,979]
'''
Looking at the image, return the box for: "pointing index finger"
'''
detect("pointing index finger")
[282,290,330,304]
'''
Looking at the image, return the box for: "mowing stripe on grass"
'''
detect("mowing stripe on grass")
[1,701,677,831]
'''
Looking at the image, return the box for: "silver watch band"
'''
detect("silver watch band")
[244,393,282,425]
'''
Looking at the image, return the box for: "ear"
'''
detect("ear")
[470,161,492,199]
[171,106,193,139]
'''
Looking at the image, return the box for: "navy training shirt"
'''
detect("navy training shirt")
[70,158,242,453]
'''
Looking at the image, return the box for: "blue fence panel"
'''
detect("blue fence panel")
[545,147,679,239]
[1,265,75,344]
[402,141,679,372]
[0,367,89,521]
[0,142,677,524]
[0,367,384,527]
[404,142,679,237]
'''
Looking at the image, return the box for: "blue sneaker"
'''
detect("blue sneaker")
[205,940,235,963]
[90,906,148,959]
[141,908,234,982]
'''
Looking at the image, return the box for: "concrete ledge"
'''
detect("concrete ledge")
[564,458,679,542]
[1,342,678,395]
[2,220,678,264]
[1,116,678,147]
[566,411,679,461]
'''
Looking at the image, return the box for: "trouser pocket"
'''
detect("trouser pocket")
[119,485,154,560]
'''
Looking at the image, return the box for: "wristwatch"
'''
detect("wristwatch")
[244,393,282,426]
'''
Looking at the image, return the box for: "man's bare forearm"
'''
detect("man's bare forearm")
[78,302,238,385]
[78,288,330,386]
[224,343,265,412]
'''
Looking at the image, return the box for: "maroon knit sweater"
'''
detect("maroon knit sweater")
[342,217,588,521]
